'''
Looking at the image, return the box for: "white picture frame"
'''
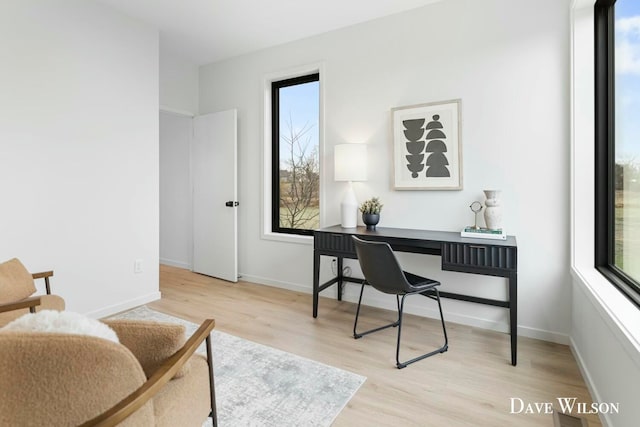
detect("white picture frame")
[391,99,462,190]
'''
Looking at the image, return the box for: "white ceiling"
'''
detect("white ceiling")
[96,0,442,65]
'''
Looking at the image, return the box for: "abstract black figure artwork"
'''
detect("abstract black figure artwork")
[424,115,450,177]
[403,118,426,178]
[392,99,462,190]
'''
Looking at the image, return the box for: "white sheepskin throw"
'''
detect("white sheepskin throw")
[2,310,119,344]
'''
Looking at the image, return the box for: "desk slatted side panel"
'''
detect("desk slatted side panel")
[442,243,517,271]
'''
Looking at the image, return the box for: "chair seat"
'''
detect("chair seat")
[403,271,440,293]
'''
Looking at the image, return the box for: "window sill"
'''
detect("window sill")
[571,264,640,367]
[261,231,313,245]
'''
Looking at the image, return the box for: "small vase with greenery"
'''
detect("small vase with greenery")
[359,197,383,230]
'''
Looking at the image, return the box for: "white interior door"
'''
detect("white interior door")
[192,109,238,282]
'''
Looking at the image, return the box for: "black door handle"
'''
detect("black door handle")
[225,201,239,207]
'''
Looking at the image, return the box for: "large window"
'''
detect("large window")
[271,73,320,236]
[595,0,640,306]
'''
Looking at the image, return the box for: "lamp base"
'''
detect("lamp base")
[340,182,358,228]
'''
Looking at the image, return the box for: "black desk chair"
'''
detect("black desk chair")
[352,236,448,369]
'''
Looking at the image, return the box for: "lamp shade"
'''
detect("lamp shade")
[334,144,367,182]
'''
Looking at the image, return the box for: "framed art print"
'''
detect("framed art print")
[391,99,462,190]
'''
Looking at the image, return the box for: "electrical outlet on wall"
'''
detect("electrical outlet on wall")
[134,259,143,274]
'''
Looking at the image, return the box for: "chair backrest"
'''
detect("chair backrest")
[0,331,153,426]
[352,236,410,294]
[0,258,36,304]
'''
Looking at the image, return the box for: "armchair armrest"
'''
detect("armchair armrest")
[0,296,41,314]
[79,318,216,427]
[32,271,54,294]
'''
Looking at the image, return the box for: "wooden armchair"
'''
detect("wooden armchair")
[0,258,65,326]
[0,316,217,426]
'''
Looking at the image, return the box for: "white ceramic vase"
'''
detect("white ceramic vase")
[483,190,502,230]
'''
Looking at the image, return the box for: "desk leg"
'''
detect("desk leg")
[313,250,320,318]
[337,257,343,301]
[509,272,518,366]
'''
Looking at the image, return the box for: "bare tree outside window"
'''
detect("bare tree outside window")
[279,115,319,230]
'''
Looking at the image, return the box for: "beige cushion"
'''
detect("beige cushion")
[0,325,211,426]
[38,293,65,311]
[0,332,153,426]
[153,354,210,427]
[0,258,36,304]
[103,319,189,378]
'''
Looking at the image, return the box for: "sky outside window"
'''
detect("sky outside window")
[278,81,319,169]
[615,0,640,163]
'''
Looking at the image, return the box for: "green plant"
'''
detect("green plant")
[359,197,383,215]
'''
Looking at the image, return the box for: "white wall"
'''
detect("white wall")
[0,0,160,317]
[160,47,199,115]
[570,2,640,426]
[199,0,572,342]
[158,47,199,269]
[159,111,192,269]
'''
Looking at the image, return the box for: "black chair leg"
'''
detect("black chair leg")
[353,282,400,339]
[435,288,449,350]
[396,289,448,369]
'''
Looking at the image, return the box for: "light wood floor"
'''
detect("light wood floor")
[151,265,600,427]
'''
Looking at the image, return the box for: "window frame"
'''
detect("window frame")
[594,0,640,307]
[270,72,320,237]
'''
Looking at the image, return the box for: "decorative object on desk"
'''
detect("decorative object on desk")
[391,99,462,190]
[359,197,383,230]
[483,189,502,230]
[335,144,367,228]
[469,201,483,230]
[460,226,507,240]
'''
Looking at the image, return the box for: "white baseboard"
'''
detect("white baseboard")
[160,258,191,270]
[518,325,571,345]
[518,324,570,345]
[569,337,610,427]
[83,291,161,319]
[239,272,569,344]
[239,273,310,294]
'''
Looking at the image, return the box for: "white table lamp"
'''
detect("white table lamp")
[334,144,367,228]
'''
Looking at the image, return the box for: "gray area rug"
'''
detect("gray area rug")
[109,306,365,427]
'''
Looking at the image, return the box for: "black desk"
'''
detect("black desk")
[313,225,518,366]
